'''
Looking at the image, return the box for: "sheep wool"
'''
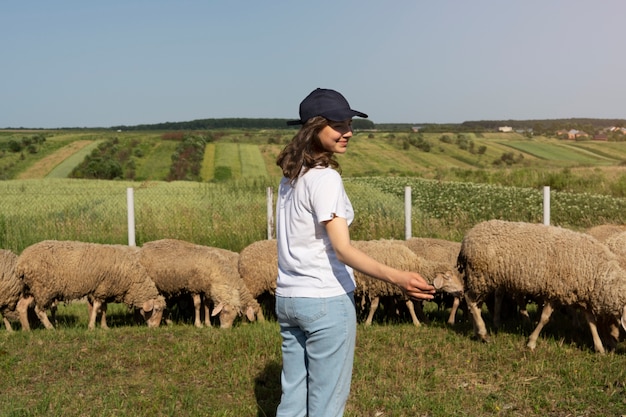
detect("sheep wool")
[585,224,626,243]
[238,239,278,322]
[0,249,33,331]
[397,237,464,325]
[208,246,261,324]
[352,239,464,327]
[139,239,257,329]
[458,219,626,353]
[16,240,165,330]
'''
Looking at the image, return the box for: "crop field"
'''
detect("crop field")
[499,140,615,165]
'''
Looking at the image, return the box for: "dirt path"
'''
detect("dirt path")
[17,140,94,179]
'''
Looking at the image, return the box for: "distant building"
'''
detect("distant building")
[498,126,513,132]
[566,129,588,140]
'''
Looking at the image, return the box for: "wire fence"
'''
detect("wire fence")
[4,177,626,254]
[0,179,410,254]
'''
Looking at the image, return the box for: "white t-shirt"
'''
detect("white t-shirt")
[276,166,356,298]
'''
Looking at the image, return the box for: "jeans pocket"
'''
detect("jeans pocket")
[294,297,327,323]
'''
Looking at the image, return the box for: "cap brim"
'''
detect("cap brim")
[286,119,303,126]
[324,110,368,122]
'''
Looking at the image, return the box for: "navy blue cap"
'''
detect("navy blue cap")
[287,88,368,126]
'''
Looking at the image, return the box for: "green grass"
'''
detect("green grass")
[239,143,268,179]
[200,143,216,181]
[500,140,613,164]
[214,143,241,180]
[46,140,103,178]
[134,137,179,181]
[1,302,624,417]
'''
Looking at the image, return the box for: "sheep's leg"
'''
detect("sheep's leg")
[202,295,212,326]
[447,296,461,325]
[192,293,203,328]
[493,289,505,329]
[364,296,379,326]
[49,301,58,326]
[465,294,489,342]
[34,305,55,330]
[17,295,33,331]
[99,303,108,329]
[88,299,102,330]
[583,309,605,354]
[2,317,13,332]
[406,300,421,327]
[609,322,620,347]
[527,301,554,350]
[516,295,530,322]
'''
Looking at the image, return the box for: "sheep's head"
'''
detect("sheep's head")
[139,296,166,328]
[432,270,464,297]
[211,302,238,329]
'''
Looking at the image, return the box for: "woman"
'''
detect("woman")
[275,88,435,417]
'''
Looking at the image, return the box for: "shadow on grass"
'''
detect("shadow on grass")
[254,360,281,417]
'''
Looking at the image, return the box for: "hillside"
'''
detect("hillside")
[3,129,626,194]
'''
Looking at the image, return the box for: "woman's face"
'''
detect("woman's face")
[318,119,353,154]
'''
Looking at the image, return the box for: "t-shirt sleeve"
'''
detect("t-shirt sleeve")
[309,169,349,224]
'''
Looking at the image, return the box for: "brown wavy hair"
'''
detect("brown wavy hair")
[276,116,340,183]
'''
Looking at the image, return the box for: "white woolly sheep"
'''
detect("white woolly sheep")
[352,239,464,327]
[397,237,464,324]
[585,224,626,243]
[209,246,261,324]
[237,239,278,322]
[0,249,34,331]
[401,237,527,327]
[15,240,166,330]
[139,239,258,329]
[457,219,626,353]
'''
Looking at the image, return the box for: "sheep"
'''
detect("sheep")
[351,239,464,327]
[605,231,626,262]
[237,238,463,326]
[208,246,261,324]
[237,239,278,322]
[584,224,626,243]
[15,240,166,330]
[401,237,530,327]
[138,239,258,329]
[397,237,464,324]
[457,219,626,353]
[0,249,34,331]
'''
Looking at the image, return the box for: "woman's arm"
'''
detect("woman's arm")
[324,216,436,300]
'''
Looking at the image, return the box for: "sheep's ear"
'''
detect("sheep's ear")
[211,303,224,317]
[432,273,445,290]
[245,306,256,322]
[621,306,626,331]
[142,300,154,312]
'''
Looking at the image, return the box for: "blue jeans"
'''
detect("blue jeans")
[275,292,357,417]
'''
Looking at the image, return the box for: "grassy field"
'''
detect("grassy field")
[1,302,625,417]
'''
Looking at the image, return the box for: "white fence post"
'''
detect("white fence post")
[405,186,412,240]
[267,187,274,240]
[543,186,550,225]
[127,188,136,247]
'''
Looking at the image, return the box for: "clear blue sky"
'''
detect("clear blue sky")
[2,0,625,128]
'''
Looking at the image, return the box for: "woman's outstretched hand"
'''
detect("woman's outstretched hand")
[397,271,436,300]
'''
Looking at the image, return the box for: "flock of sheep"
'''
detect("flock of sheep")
[2,220,626,354]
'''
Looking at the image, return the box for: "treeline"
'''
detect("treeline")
[109,117,626,135]
[459,118,626,136]
[111,118,377,131]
